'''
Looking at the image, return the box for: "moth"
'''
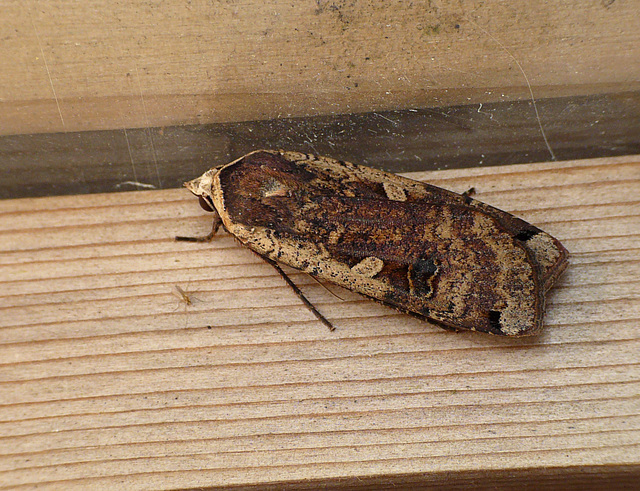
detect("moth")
[177,150,568,336]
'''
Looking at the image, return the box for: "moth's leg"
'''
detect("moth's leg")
[405,311,461,333]
[461,187,476,205]
[265,258,336,331]
[175,212,222,242]
[462,187,476,198]
[306,273,345,301]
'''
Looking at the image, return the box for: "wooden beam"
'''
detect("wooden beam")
[2,1,639,135]
[0,155,638,489]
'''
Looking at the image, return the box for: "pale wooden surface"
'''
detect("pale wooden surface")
[2,0,639,135]
[0,155,639,489]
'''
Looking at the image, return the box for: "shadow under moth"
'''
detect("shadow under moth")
[177,150,568,336]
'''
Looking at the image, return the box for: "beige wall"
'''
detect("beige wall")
[1,0,639,135]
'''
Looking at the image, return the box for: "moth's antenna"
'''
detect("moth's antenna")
[266,258,336,331]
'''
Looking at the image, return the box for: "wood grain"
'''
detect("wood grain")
[2,0,639,135]
[0,155,639,489]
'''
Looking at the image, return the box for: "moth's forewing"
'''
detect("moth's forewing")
[460,194,568,292]
[281,151,569,294]
[198,150,568,336]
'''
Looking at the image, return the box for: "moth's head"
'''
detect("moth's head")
[184,167,220,212]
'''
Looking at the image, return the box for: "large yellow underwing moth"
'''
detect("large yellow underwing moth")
[177,150,568,336]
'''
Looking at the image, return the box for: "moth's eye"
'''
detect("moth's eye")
[198,196,214,212]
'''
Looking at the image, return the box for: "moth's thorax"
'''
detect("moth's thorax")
[215,152,315,228]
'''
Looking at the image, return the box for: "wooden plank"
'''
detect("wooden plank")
[1,1,639,135]
[0,155,639,489]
